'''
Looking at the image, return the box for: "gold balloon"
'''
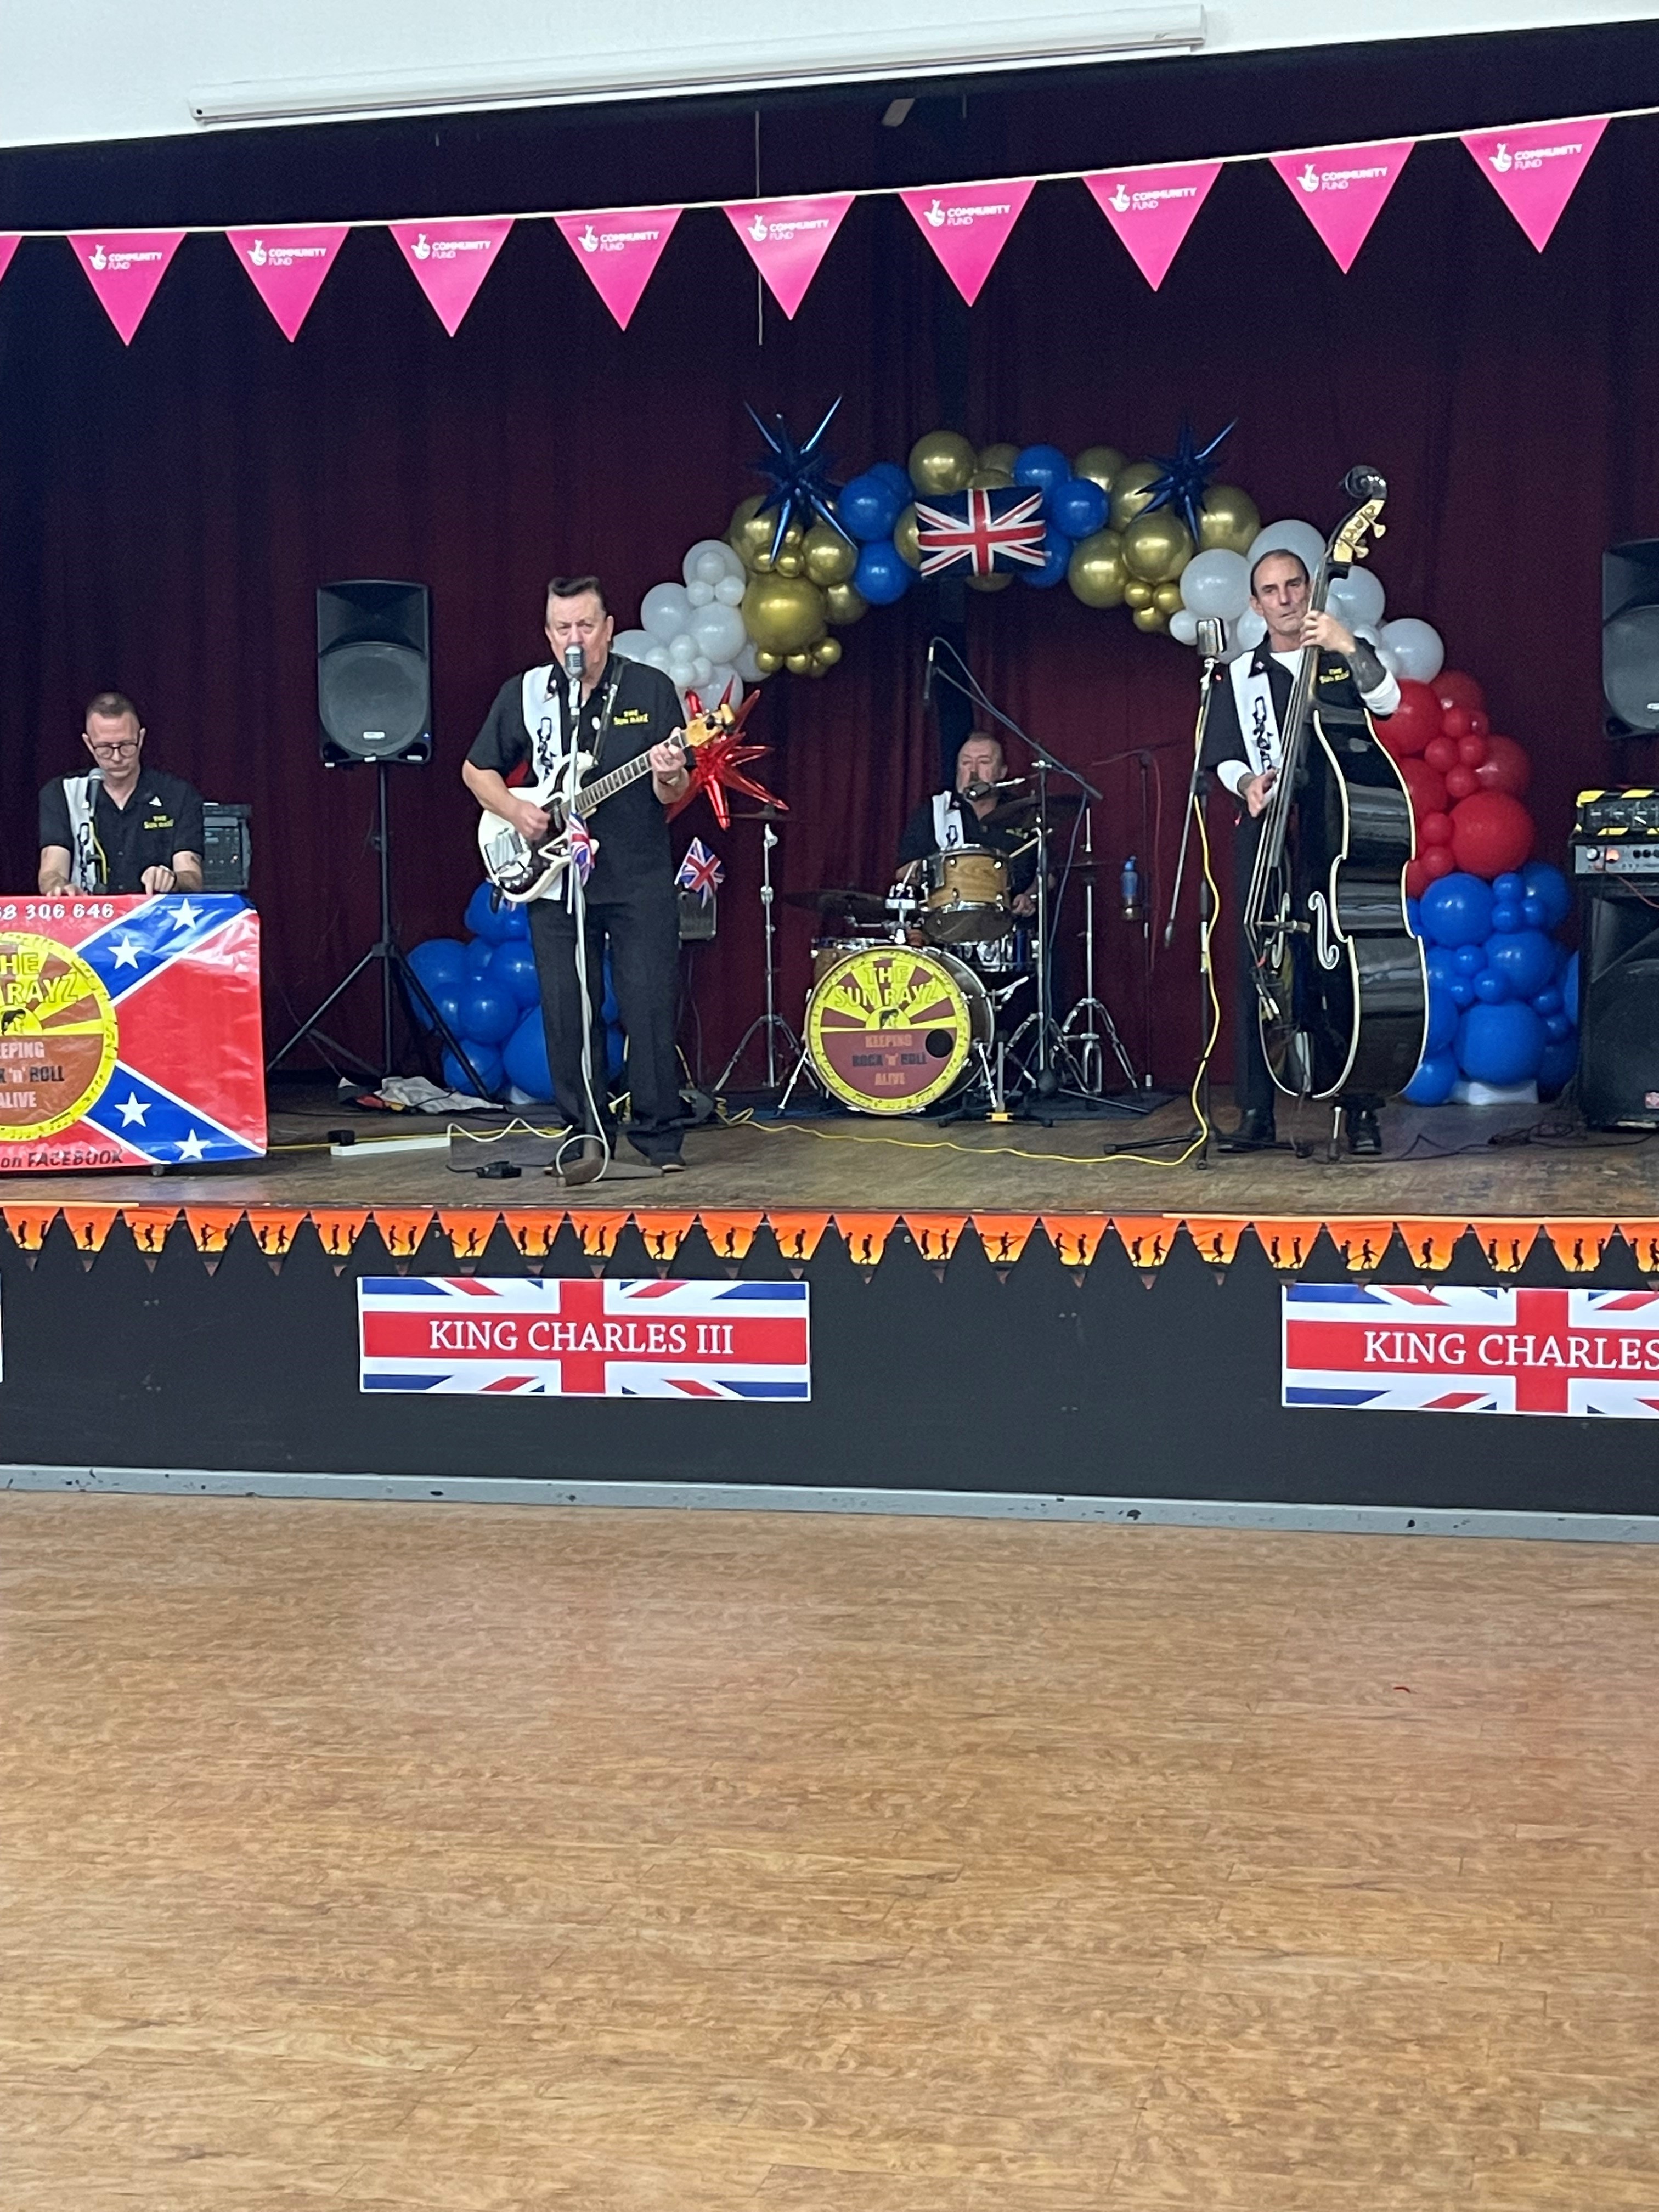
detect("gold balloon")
[1066,529,1127,609]
[1124,578,1154,610]
[781,522,804,550]
[1198,485,1262,556]
[1109,459,1164,533]
[967,570,1012,592]
[1154,581,1184,615]
[1074,445,1127,495]
[785,649,815,675]
[969,467,1014,490]
[1121,511,1194,583]
[908,429,977,496]
[774,550,805,578]
[803,523,857,586]
[753,648,783,675]
[977,442,1021,477]
[1133,604,1170,634]
[742,575,827,657]
[727,494,776,573]
[893,504,922,570]
[823,582,869,626]
[812,637,843,670]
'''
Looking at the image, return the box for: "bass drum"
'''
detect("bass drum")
[805,943,992,1115]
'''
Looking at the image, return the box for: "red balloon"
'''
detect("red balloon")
[1404,857,1431,902]
[1472,732,1533,797]
[1424,735,1459,774]
[1449,789,1534,879]
[1406,847,1456,900]
[1456,732,1489,767]
[1435,670,1487,715]
[1398,757,1448,815]
[1419,810,1454,847]
[1441,706,1490,741]
[1444,765,1479,801]
[1385,680,1441,757]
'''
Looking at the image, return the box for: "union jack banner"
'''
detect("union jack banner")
[913,487,1048,577]
[675,837,724,904]
[1283,1284,1659,1418]
[566,812,597,885]
[358,1276,811,1398]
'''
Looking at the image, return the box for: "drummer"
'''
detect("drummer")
[896,731,1036,912]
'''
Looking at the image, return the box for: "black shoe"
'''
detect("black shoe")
[1344,1105,1383,1157]
[1218,1109,1278,1153]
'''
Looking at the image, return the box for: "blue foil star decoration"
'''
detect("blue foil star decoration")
[1139,419,1236,544]
[748,398,849,560]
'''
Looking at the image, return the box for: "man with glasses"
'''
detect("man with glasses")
[38,692,204,896]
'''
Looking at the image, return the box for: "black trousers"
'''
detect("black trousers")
[526,883,683,1160]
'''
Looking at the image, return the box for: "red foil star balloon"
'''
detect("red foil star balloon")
[671,689,787,828]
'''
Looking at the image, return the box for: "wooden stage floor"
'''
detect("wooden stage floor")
[7,1081,1658,1223]
[4,1493,1658,2210]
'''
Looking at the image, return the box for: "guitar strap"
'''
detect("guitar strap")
[518,662,625,784]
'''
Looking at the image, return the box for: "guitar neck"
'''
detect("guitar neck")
[561,742,668,817]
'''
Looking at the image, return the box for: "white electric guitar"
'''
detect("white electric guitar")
[477,712,715,904]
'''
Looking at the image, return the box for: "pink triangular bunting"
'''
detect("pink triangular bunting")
[69,230,185,345]
[390,217,513,335]
[0,236,19,290]
[900,179,1034,306]
[1270,142,1414,272]
[724,193,853,319]
[1462,117,1607,252]
[1082,162,1220,290]
[227,224,348,340]
[555,207,681,330]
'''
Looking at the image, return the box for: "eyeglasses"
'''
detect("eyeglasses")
[86,738,140,757]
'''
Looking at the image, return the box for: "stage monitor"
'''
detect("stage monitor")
[1602,541,1659,735]
[317,580,432,765]
[1577,881,1659,1128]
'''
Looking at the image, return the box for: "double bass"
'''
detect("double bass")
[1242,467,1427,1103]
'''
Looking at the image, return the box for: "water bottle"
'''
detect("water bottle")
[1120,854,1143,922]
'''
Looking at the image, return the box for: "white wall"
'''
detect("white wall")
[1,0,1652,151]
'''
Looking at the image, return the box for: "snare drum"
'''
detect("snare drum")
[921,845,1012,945]
[805,943,992,1114]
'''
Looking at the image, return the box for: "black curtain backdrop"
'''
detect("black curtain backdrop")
[3,23,1659,1086]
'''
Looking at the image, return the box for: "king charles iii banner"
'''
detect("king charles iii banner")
[358,1277,811,1399]
[0,895,266,1173]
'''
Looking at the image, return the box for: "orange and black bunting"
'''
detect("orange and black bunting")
[1320,1220,1397,1274]
[633,1212,699,1265]
[183,1206,244,1256]
[1107,1216,1175,1269]
[1542,1220,1618,1273]
[505,1212,566,1259]
[572,1211,631,1260]
[121,1205,182,1257]
[60,1205,119,1252]
[308,1209,370,1259]
[1469,1220,1540,1274]
[244,1208,308,1257]
[750,1210,822,1262]
[367,1209,438,1260]
[968,1213,1038,1266]
[3,1206,58,1252]
[436,1210,500,1262]
[831,1212,898,1266]
[1389,1220,1465,1272]
[900,1212,963,1262]
[1248,1219,1326,1273]
[692,1210,763,1261]
[1180,1216,1253,1269]
[1041,1214,1103,1269]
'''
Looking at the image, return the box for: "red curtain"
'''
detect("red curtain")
[3,24,1658,1086]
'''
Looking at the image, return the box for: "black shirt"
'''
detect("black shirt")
[898,789,1035,890]
[39,770,205,893]
[467,655,680,902]
[1200,648,1368,790]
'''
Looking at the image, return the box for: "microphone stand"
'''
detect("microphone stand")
[1162,637,1224,1166]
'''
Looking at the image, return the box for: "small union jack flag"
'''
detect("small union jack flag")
[566,812,597,885]
[675,837,724,904]
[914,486,1048,578]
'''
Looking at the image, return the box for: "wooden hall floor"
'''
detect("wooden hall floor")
[4,1496,1658,2211]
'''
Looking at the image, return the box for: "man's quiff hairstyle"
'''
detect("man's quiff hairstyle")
[546,575,607,612]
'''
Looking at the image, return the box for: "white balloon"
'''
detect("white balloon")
[703,667,743,707]
[691,654,713,683]
[686,579,715,608]
[1380,616,1446,683]
[1246,520,1327,581]
[611,627,658,664]
[734,639,766,683]
[714,574,746,607]
[1327,565,1385,629]
[1374,642,1403,678]
[1233,607,1267,650]
[668,630,696,657]
[641,641,672,673]
[1178,548,1250,621]
[641,581,693,642]
[689,602,746,663]
[682,537,743,589]
[1168,608,1200,647]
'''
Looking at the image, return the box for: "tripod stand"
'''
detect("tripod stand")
[715,811,800,1094]
[1058,799,1140,1096]
[268,759,489,1093]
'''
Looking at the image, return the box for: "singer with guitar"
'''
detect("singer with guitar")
[462,575,690,1175]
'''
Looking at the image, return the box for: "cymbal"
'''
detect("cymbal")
[982,792,1086,830]
[781,887,894,923]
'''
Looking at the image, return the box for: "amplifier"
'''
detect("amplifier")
[201,802,252,890]
[1571,788,1659,879]
[1573,840,1659,877]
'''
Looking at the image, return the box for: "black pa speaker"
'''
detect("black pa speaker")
[1602,541,1659,735]
[1578,881,1659,1126]
[317,580,432,764]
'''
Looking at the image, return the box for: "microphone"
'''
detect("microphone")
[563,644,585,681]
[922,635,936,708]
[1195,617,1226,663]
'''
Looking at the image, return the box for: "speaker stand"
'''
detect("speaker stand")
[267,761,490,1093]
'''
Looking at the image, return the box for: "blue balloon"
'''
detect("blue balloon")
[1457,1001,1545,1085]
[461,982,518,1046]
[1544,1011,1573,1042]
[1047,476,1109,539]
[1521,892,1548,929]
[869,460,913,500]
[854,540,912,605]
[501,1007,554,1100]
[1562,949,1580,1024]
[1421,872,1496,948]
[464,881,515,944]
[1406,898,1424,939]
[1492,872,1525,903]
[443,1041,503,1098]
[466,935,495,977]
[420,985,464,1039]
[1453,943,1487,976]
[1537,1035,1578,1096]
[1012,443,1070,496]
[1530,986,1563,1017]
[1448,976,1476,1008]
[487,940,542,1011]
[1474,968,1513,1003]
[1522,860,1572,930]
[1019,527,1071,588]
[1426,988,1458,1054]
[495,899,529,941]
[1486,927,1555,1000]
[837,472,903,544]
[1424,945,1456,991]
[1489,901,1522,934]
[1404,1047,1458,1105]
[407,939,467,1028]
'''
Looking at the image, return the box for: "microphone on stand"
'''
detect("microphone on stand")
[922,635,937,708]
[1195,617,1227,666]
